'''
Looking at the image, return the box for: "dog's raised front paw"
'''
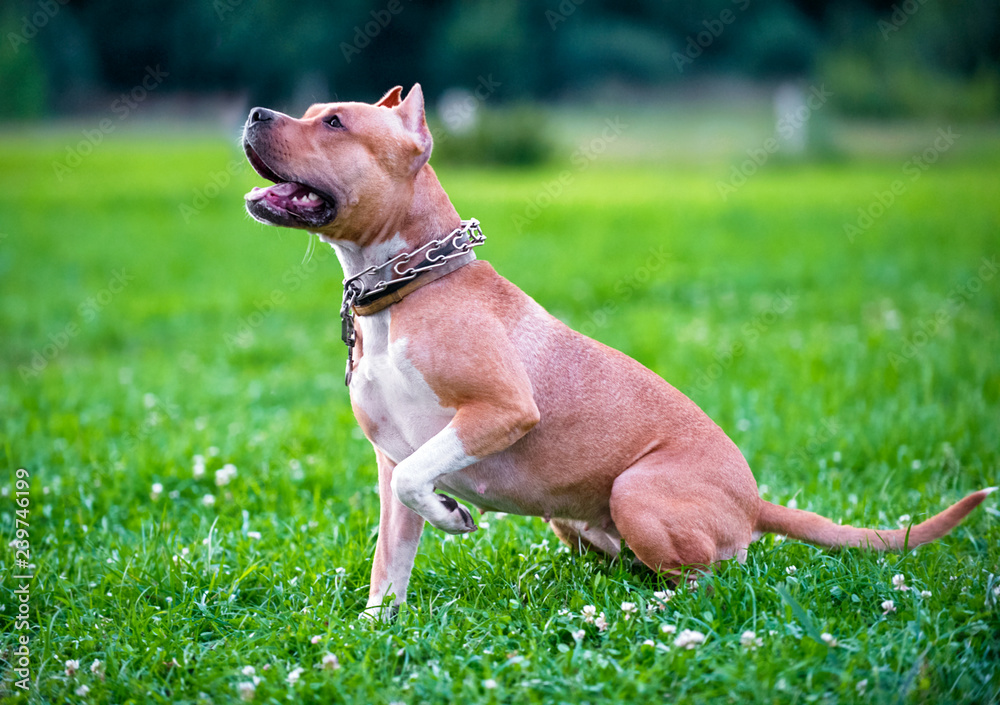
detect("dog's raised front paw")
[432,493,478,534]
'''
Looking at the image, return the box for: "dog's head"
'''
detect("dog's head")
[242,84,432,240]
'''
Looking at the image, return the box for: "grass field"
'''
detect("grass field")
[1,120,999,704]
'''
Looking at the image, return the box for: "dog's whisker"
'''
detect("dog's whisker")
[302,233,316,265]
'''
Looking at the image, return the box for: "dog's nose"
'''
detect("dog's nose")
[247,107,276,126]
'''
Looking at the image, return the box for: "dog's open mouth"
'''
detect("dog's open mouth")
[243,141,337,228]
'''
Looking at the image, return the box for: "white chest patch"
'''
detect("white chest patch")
[350,309,455,463]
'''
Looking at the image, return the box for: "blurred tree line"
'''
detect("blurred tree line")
[1,0,997,119]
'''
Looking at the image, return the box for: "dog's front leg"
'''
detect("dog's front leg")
[391,402,539,534]
[365,449,425,618]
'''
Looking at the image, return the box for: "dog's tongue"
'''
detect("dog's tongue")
[246,181,299,201]
[246,182,324,210]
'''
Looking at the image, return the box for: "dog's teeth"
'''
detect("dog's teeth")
[307,192,320,202]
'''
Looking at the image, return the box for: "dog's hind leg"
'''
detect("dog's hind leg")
[609,453,758,579]
[549,519,622,558]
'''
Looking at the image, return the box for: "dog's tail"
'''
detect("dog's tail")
[753,487,996,550]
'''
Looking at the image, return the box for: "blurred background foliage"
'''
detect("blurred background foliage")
[1,0,998,122]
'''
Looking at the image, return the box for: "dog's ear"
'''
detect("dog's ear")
[376,86,403,108]
[396,83,432,171]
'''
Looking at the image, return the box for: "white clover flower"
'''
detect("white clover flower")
[571,629,585,640]
[321,653,340,670]
[286,666,304,685]
[193,455,206,479]
[150,483,163,501]
[91,659,104,679]
[856,679,868,694]
[820,633,838,647]
[594,613,608,631]
[786,565,797,575]
[898,514,911,526]
[202,494,216,507]
[237,681,256,701]
[310,635,322,645]
[581,605,597,623]
[920,590,931,598]
[483,679,498,689]
[65,659,80,677]
[75,685,90,697]
[247,531,262,541]
[673,629,706,650]
[215,464,238,486]
[621,602,636,620]
[892,574,909,592]
[740,630,762,650]
[881,599,896,614]
[642,639,655,647]
[241,665,255,677]
[661,624,677,635]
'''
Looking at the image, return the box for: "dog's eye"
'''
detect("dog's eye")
[324,114,344,129]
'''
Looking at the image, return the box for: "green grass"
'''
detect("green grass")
[1,124,999,704]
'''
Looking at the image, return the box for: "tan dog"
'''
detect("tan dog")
[242,84,994,616]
